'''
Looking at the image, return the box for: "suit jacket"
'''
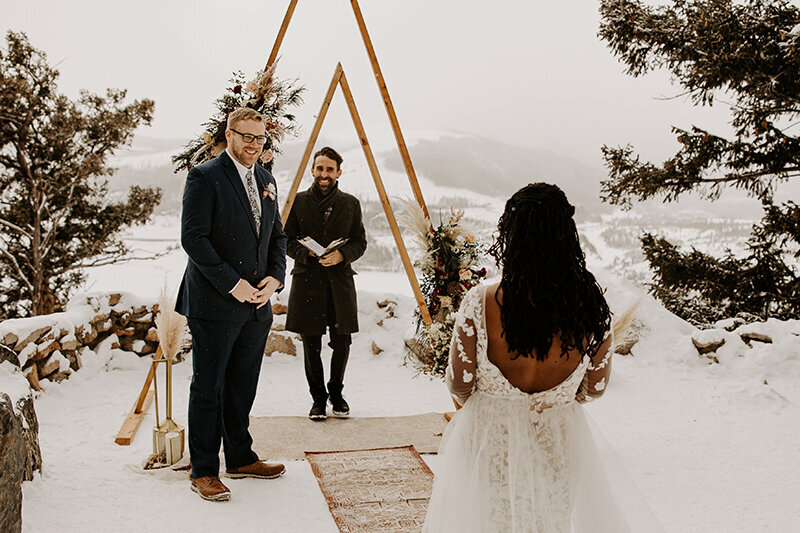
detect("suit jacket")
[284,186,367,334]
[176,151,287,322]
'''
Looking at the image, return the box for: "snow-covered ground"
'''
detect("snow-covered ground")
[3,216,800,532]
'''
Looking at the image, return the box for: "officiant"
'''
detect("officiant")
[285,146,367,421]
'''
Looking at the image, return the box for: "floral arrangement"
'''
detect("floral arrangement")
[399,200,487,377]
[172,62,304,173]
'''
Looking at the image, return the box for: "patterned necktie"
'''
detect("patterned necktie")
[245,169,261,236]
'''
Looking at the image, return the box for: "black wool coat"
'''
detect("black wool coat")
[284,186,367,335]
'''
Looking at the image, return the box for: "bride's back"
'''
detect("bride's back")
[484,284,585,393]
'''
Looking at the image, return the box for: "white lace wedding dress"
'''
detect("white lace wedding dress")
[423,285,634,533]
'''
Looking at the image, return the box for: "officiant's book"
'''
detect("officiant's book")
[298,236,349,257]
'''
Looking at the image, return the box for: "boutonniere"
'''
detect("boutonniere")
[262,182,277,201]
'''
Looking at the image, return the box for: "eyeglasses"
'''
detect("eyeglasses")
[230,129,268,145]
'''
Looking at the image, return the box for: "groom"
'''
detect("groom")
[176,108,287,502]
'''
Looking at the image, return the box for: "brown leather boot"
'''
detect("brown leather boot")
[226,460,286,479]
[190,476,231,502]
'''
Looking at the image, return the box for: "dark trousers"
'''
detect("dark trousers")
[187,313,270,479]
[302,332,351,402]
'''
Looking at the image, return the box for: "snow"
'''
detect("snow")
[50,350,71,373]
[0,361,32,413]
[693,327,726,346]
[17,342,37,368]
[113,148,180,169]
[5,221,799,532]
[737,318,800,343]
[690,321,800,378]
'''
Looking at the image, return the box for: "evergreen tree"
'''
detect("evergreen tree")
[0,31,161,318]
[599,0,800,324]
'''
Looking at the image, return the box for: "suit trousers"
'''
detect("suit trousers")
[187,310,270,478]
[302,332,351,402]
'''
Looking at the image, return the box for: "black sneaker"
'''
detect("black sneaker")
[329,394,350,418]
[309,398,327,421]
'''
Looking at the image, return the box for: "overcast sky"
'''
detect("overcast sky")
[3,0,740,167]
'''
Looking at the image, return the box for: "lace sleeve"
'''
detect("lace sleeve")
[445,289,480,406]
[577,330,614,403]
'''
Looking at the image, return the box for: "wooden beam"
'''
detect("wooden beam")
[265,0,299,71]
[115,346,162,445]
[281,63,344,226]
[337,69,433,326]
[115,390,154,446]
[350,0,431,220]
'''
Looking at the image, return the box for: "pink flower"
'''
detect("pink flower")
[261,182,277,201]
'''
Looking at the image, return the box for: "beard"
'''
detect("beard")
[314,176,337,194]
[232,143,261,167]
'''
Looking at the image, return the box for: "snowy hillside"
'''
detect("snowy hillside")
[109,130,601,215]
[107,132,783,279]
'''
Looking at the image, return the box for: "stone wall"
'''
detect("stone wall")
[0,293,160,391]
[0,292,163,528]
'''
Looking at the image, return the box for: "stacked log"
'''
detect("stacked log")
[0,293,165,391]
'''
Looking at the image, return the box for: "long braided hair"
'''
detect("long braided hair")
[487,183,611,360]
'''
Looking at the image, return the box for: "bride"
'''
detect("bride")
[423,183,641,532]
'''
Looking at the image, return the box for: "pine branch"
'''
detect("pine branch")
[40,183,77,259]
[62,245,178,272]
[0,218,33,240]
[0,245,33,292]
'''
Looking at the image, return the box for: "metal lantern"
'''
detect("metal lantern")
[152,352,185,465]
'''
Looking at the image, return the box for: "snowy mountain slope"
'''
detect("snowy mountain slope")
[108,131,604,213]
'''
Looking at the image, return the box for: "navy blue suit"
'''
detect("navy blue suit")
[176,151,286,478]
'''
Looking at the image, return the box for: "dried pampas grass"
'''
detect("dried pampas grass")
[258,59,278,98]
[396,197,431,248]
[611,296,642,348]
[154,289,187,361]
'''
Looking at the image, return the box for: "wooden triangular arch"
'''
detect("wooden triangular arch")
[267,0,433,325]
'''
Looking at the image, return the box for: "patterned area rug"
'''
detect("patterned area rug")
[250,413,447,461]
[306,446,434,533]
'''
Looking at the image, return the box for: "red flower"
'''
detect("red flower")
[479,267,487,277]
[233,84,243,94]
